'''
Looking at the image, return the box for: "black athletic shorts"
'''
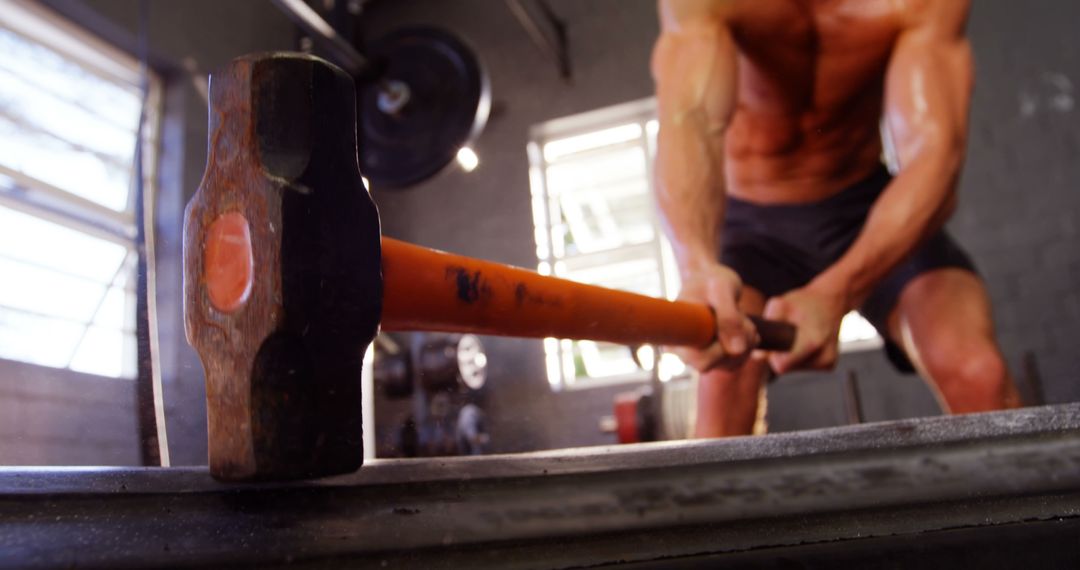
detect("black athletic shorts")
[719,164,977,372]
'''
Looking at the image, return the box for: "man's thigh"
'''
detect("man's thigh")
[860,230,979,372]
[884,267,1017,411]
[886,266,994,343]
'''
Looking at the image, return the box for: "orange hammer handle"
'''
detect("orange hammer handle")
[381,238,795,350]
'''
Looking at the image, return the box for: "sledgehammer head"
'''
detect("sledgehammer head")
[184,53,382,481]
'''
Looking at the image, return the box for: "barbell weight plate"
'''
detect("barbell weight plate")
[373,344,413,399]
[418,333,489,392]
[418,335,462,391]
[358,27,490,189]
[455,403,489,455]
[456,334,487,391]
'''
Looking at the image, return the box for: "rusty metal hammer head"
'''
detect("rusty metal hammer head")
[184,53,381,481]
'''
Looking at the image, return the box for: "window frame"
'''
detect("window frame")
[529,99,683,391]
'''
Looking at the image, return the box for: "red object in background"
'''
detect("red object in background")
[614,391,643,444]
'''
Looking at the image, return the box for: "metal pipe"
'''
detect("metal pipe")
[270,0,371,78]
[842,369,865,424]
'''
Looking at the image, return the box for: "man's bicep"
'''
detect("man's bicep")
[652,15,737,133]
[884,8,973,167]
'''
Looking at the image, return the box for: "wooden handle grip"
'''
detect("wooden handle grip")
[380,238,795,351]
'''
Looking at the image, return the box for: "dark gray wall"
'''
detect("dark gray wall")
[0,358,140,465]
[363,0,1080,450]
[957,0,1080,404]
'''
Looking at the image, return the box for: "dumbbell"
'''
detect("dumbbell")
[184,53,794,482]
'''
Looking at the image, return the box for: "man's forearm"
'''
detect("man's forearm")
[651,19,736,279]
[812,146,962,309]
[655,118,727,278]
[651,5,756,373]
[818,2,975,313]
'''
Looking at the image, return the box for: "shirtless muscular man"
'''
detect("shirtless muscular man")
[652,0,1021,436]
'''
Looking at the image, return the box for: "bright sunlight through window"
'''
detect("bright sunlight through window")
[0,3,158,378]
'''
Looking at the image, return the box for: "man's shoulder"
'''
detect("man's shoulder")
[658,0,968,31]
[894,0,971,35]
[657,0,735,31]
[658,0,803,29]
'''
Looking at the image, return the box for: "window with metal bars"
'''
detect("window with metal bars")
[528,99,883,390]
[528,99,685,390]
[0,1,159,379]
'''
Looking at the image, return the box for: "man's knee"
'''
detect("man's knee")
[922,341,1011,413]
[695,362,766,437]
[698,366,762,407]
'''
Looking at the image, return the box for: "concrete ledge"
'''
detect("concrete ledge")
[1,404,1079,568]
